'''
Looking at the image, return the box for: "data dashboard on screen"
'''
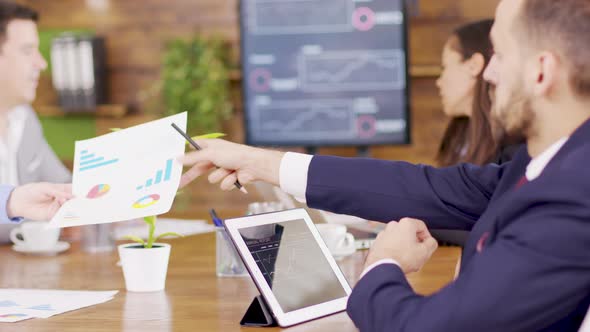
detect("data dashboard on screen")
[240,0,410,146]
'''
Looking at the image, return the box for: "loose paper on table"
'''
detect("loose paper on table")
[0,289,117,323]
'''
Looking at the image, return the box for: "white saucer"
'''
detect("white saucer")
[331,245,356,260]
[12,241,70,255]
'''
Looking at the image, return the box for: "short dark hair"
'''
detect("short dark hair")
[518,0,590,97]
[0,1,38,47]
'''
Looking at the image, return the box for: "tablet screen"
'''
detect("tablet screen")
[239,218,348,313]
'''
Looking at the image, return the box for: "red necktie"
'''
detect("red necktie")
[476,232,490,253]
[515,175,528,189]
[478,175,528,253]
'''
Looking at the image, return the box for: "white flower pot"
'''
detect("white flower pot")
[118,243,171,292]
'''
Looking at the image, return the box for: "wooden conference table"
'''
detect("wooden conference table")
[1,232,460,331]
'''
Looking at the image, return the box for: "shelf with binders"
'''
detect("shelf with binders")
[36,104,128,118]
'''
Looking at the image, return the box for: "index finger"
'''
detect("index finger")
[184,138,210,151]
[45,183,74,200]
[422,237,438,254]
[179,162,215,188]
[57,183,72,194]
[417,228,434,242]
[400,217,428,232]
[178,149,214,166]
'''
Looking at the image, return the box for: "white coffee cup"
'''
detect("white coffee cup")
[10,221,60,250]
[315,224,355,255]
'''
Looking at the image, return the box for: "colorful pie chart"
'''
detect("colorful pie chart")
[86,184,111,199]
[132,194,160,209]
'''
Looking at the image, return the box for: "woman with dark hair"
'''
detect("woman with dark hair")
[435,19,516,166]
[433,20,520,246]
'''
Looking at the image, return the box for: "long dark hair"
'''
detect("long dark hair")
[436,19,496,166]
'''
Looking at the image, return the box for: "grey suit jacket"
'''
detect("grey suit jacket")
[0,106,72,243]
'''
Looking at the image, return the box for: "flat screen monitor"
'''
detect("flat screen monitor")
[240,0,410,147]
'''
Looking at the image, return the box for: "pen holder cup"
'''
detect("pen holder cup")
[216,227,248,277]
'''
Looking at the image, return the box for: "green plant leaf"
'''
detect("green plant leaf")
[154,232,184,242]
[123,235,145,246]
[191,132,226,140]
[161,35,233,133]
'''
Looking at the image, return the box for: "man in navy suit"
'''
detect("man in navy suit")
[179,0,590,330]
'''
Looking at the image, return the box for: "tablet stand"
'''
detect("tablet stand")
[240,295,277,327]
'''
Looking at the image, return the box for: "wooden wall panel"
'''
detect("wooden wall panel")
[21,0,499,97]
[17,0,499,217]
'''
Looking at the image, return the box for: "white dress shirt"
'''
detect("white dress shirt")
[580,306,590,332]
[278,137,569,279]
[0,106,27,186]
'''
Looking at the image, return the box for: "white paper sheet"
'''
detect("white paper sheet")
[0,289,117,323]
[113,218,215,240]
[50,113,187,228]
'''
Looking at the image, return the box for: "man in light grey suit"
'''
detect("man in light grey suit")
[0,2,71,243]
[11,105,71,184]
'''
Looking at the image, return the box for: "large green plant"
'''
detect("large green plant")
[162,36,233,134]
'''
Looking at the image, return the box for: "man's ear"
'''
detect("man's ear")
[467,52,486,77]
[532,52,558,97]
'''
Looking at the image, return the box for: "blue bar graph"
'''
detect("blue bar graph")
[78,149,119,172]
[81,157,104,166]
[137,159,174,190]
[0,300,18,307]
[80,159,120,172]
[28,304,54,311]
[164,159,172,181]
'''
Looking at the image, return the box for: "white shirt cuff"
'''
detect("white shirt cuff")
[279,152,313,203]
[360,259,401,279]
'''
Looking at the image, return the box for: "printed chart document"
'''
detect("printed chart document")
[50,112,187,228]
[0,289,117,323]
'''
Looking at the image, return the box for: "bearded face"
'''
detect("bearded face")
[489,68,535,145]
[484,0,543,147]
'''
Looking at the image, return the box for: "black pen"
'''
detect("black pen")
[171,122,248,194]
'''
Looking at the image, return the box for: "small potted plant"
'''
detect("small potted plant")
[118,215,182,292]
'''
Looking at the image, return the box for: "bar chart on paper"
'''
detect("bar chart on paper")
[136,159,173,190]
[50,113,187,228]
[78,149,119,172]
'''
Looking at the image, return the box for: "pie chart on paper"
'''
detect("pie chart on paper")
[132,194,160,209]
[86,184,111,199]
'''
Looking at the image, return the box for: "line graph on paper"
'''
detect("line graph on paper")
[255,100,356,139]
[299,50,406,92]
[248,0,354,35]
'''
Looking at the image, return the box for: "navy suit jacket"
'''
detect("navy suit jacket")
[306,121,590,331]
